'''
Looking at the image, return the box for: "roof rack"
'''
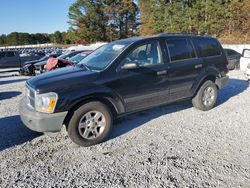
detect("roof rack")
[157,32,212,37]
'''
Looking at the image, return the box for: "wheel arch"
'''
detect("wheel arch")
[191,67,220,97]
[63,95,123,130]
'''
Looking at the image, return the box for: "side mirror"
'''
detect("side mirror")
[121,62,138,70]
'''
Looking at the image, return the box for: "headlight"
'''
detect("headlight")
[35,92,58,113]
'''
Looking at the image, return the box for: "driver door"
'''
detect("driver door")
[114,40,170,112]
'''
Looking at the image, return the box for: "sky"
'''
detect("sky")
[0,0,75,35]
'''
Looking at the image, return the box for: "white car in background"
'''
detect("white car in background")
[245,63,250,80]
[240,49,250,71]
[240,49,250,80]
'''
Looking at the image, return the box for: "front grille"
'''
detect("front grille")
[26,85,35,108]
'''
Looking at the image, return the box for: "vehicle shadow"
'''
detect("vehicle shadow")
[110,78,249,140]
[217,78,249,105]
[0,115,42,151]
[110,101,192,140]
[0,91,22,100]
[0,79,27,86]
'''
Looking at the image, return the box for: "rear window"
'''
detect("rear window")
[227,49,238,56]
[166,39,196,62]
[194,38,222,57]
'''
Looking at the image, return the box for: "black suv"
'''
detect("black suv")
[20,34,229,146]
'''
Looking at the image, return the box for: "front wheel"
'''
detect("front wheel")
[192,80,218,111]
[67,101,113,147]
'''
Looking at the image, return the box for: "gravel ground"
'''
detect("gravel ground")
[0,70,250,187]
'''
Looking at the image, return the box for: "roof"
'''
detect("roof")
[114,33,212,43]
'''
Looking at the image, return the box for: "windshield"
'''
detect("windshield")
[70,53,88,64]
[57,53,69,59]
[39,56,49,61]
[78,42,130,70]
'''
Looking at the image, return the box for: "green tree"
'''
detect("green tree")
[138,0,155,35]
[68,0,108,44]
[68,0,138,43]
[105,0,139,40]
[50,31,63,44]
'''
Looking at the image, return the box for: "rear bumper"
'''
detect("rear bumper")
[19,97,68,133]
[215,76,229,88]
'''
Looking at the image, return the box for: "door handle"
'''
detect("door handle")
[195,64,203,69]
[157,70,167,76]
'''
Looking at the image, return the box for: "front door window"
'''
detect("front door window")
[123,41,163,67]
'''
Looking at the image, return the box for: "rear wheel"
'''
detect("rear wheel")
[67,101,113,147]
[192,80,218,111]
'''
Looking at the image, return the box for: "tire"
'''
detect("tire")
[192,80,218,111]
[67,101,113,147]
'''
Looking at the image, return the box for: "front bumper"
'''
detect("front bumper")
[215,75,229,89]
[19,97,68,133]
[20,64,34,76]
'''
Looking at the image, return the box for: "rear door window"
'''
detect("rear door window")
[165,39,196,62]
[194,38,222,57]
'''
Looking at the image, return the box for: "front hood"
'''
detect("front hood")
[27,66,99,93]
[23,60,39,66]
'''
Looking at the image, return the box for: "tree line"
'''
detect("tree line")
[0,31,74,46]
[0,0,250,46]
[139,0,250,43]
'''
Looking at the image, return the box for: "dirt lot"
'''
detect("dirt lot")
[0,70,250,187]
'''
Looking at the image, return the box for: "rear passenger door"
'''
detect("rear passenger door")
[165,37,203,100]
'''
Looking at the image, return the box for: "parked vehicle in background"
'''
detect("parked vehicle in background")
[240,49,250,71]
[224,48,241,70]
[63,42,106,54]
[34,51,85,75]
[245,63,250,80]
[0,51,44,68]
[45,51,92,72]
[45,58,73,71]
[20,34,229,147]
[69,51,92,64]
[20,53,61,76]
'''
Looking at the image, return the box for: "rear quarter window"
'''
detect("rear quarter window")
[193,38,222,57]
[166,38,196,62]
